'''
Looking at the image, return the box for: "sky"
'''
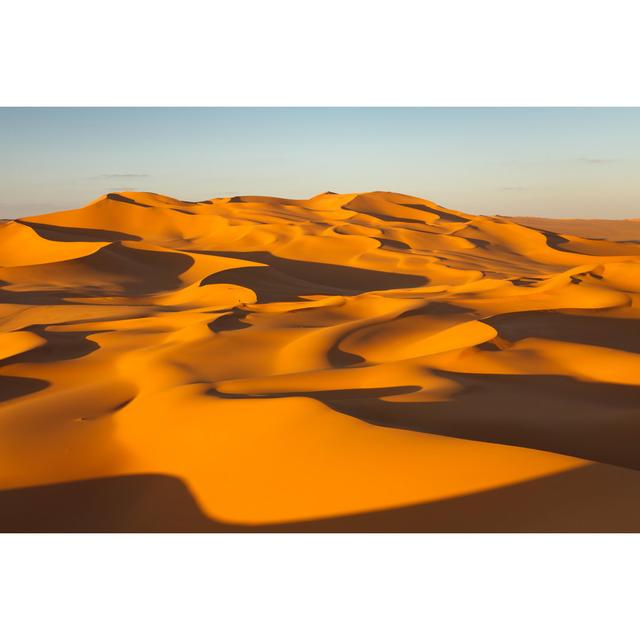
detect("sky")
[1,107,638,219]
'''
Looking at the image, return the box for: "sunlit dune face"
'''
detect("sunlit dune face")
[2,190,640,529]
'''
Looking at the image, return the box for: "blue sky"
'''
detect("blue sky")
[1,107,638,218]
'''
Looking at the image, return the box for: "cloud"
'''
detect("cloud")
[579,157,613,164]
[89,174,150,179]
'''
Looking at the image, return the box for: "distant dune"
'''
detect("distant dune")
[1,190,640,532]
[503,215,640,243]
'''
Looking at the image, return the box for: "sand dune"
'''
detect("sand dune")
[504,214,640,243]
[1,190,640,531]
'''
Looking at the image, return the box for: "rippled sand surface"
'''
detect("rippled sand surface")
[2,190,640,531]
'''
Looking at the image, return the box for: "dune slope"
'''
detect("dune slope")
[1,191,640,531]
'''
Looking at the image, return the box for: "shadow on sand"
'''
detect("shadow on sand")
[3,464,640,532]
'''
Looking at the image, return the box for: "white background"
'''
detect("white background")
[2,1,640,639]
[3,0,639,106]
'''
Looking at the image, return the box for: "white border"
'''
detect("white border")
[3,0,640,106]
[1,534,637,640]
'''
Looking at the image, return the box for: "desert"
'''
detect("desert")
[1,190,640,531]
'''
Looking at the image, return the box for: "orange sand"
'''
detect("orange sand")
[1,191,640,529]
